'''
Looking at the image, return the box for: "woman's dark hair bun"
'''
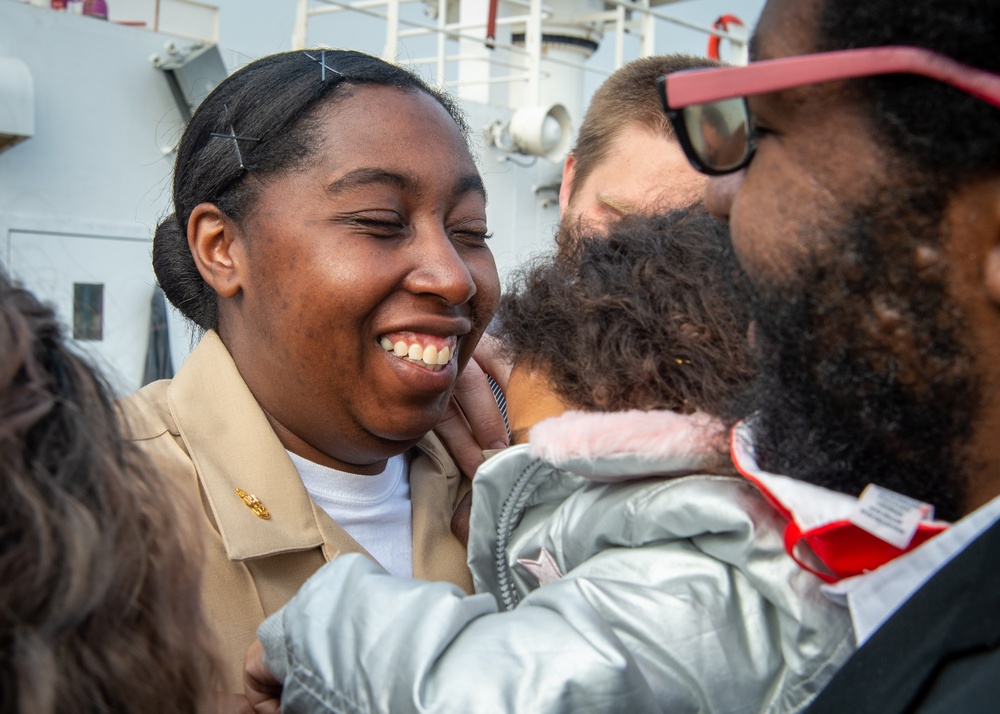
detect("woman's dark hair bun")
[152,213,216,330]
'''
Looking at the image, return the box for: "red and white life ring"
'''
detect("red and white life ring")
[707,14,745,60]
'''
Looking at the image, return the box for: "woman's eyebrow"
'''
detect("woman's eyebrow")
[326,167,414,195]
[326,169,487,203]
[456,173,487,203]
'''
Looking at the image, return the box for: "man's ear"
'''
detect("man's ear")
[984,247,1000,307]
[187,203,243,299]
[558,154,576,217]
[981,183,1000,307]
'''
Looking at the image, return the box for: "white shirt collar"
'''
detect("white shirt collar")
[823,492,1000,645]
[728,421,1000,643]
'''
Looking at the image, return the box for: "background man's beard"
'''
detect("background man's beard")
[742,183,977,523]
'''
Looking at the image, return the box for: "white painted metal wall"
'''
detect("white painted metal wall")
[0,2,201,393]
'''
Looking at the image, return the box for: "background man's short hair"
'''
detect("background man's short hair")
[569,54,720,201]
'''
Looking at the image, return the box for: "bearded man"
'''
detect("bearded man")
[658,0,1000,710]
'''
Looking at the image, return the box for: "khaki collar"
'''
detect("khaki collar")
[169,331,324,560]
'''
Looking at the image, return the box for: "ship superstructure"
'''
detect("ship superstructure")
[0,0,752,393]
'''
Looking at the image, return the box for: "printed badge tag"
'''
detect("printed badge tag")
[849,484,934,550]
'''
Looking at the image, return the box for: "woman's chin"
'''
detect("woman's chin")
[375,408,449,447]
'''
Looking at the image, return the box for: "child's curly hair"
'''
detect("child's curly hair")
[495,208,755,419]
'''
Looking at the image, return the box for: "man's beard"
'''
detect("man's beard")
[741,180,978,522]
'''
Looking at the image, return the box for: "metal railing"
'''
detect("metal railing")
[292,0,747,102]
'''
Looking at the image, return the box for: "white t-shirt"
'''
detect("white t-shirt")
[288,451,413,578]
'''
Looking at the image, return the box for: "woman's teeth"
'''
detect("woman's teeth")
[380,336,452,371]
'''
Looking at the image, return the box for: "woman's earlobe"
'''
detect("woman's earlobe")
[188,203,243,298]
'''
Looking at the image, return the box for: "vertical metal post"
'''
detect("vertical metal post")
[292,0,309,50]
[527,0,542,105]
[458,0,491,103]
[640,0,656,57]
[437,0,447,87]
[614,3,625,70]
[384,0,400,61]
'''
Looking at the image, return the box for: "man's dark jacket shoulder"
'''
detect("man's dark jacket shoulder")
[805,517,1000,713]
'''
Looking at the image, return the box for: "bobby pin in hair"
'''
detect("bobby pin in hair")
[209,118,260,171]
[304,49,343,81]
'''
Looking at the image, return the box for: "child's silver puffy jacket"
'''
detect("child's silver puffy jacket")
[258,410,855,713]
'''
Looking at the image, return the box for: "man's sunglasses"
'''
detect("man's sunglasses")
[657,46,1000,176]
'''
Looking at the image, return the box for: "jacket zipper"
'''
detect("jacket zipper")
[494,458,547,611]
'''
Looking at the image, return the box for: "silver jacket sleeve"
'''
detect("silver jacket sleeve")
[258,553,660,713]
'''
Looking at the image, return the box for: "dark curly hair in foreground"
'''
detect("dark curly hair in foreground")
[0,274,219,713]
[495,208,755,419]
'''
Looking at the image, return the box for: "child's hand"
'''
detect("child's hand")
[244,640,283,714]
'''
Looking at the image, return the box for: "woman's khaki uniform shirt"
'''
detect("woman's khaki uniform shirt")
[120,331,473,692]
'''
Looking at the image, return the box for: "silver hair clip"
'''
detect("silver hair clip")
[209,110,260,170]
[304,49,343,81]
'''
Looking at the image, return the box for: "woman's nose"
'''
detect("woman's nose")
[704,170,745,222]
[406,230,478,306]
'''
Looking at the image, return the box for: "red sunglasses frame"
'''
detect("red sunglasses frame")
[657,46,1000,175]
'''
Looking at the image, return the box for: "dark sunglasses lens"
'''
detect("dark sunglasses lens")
[683,99,750,172]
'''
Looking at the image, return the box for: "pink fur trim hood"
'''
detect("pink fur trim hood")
[527,409,728,483]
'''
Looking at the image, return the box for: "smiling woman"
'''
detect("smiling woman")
[120,49,500,694]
